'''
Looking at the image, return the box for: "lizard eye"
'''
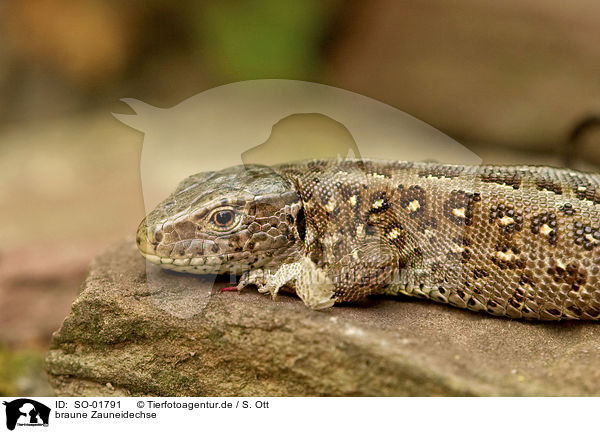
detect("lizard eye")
[209,208,237,231]
[214,210,233,226]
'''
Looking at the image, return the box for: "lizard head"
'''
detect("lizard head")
[136,164,304,275]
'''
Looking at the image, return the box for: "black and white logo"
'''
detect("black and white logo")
[2,399,50,431]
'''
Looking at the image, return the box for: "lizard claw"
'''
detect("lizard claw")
[257,282,281,299]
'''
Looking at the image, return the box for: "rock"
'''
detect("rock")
[46,237,600,396]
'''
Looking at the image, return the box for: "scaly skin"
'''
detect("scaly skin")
[137,159,600,320]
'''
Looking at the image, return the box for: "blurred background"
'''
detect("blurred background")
[0,0,599,395]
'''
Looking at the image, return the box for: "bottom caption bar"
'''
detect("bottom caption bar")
[0,397,596,432]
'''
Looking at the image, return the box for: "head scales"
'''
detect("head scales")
[136,164,304,274]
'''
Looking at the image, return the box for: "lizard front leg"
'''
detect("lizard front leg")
[237,257,337,310]
[327,241,400,303]
[238,242,399,308]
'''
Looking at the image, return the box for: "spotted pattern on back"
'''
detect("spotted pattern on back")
[277,160,600,320]
[139,159,600,321]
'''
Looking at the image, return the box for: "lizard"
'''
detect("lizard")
[136,159,600,320]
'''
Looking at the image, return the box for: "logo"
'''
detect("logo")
[2,399,50,431]
[114,80,481,318]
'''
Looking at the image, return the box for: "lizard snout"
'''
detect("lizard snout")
[136,218,160,255]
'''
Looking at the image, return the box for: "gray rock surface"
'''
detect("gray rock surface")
[46,237,600,396]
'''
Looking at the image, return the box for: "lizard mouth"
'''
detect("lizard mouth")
[136,219,300,274]
[136,221,230,270]
[137,245,297,275]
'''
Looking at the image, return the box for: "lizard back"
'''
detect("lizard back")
[138,159,600,320]
[276,159,600,320]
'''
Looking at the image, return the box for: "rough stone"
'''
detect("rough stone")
[46,237,600,396]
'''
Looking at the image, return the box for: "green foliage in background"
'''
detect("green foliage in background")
[0,346,47,396]
[193,0,335,80]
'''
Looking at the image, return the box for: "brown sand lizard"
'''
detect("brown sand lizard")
[137,159,600,320]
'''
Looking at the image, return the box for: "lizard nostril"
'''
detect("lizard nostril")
[144,226,163,245]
